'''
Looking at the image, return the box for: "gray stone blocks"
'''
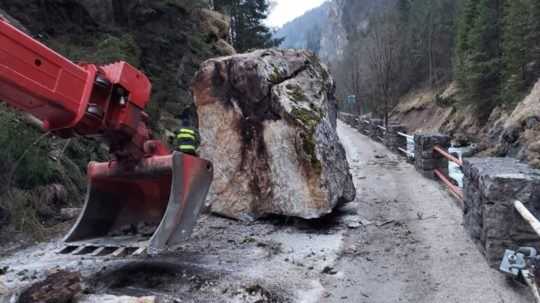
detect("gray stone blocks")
[384,125,407,152]
[414,133,451,179]
[463,157,540,266]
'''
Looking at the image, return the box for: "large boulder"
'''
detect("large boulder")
[192,49,355,221]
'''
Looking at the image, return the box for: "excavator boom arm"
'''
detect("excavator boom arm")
[0,17,158,161]
[0,17,213,255]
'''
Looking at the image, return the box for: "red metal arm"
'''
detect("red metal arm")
[0,17,169,162]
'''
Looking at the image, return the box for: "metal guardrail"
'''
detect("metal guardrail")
[434,145,463,166]
[433,145,464,204]
[397,132,415,158]
[398,132,413,140]
[434,169,464,204]
[377,125,387,132]
[515,201,540,237]
[398,147,411,156]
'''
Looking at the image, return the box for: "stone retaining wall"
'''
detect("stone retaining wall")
[368,119,383,141]
[463,158,540,266]
[413,134,450,179]
[338,114,408,155]
[339,113,540,268]
[338,113,357,127]
[384,125,407,152]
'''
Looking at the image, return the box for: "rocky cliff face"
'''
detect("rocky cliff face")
[275,2,330,51]
[496,79,540,166]
[192,49,356,221]
[274,0,347,64]
[319,0,347,64]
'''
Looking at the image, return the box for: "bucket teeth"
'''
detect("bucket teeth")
[90,247,106,256]
[111,247,127,257]
[58,246,78,255]
[62,152,213,254]
[57,245,147,257]
[132,247,147,256]
[70,246,88,255]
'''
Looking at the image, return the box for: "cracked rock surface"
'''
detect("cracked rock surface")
[192,49,355,221]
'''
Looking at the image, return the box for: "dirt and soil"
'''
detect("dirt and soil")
[392,80,540,168]
[0,122,533,302]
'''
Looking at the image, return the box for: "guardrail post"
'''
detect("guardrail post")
[384,125,407,152]
[368,119,383,140]
[357,120,369,135]
[413,133,450,179]
[462,158,540,267]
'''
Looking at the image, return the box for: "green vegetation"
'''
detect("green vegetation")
[91,34,141,66]
[337,0,540,119]
[0,107,53,189]
[213,0,283,52]
[291,107,322,130]
[291,107,323,173]
[288,85,307,102]
[0,106,103,239]
[49,34,141,67]
[455,0,540,110]
[455,0,502,110]
[0,0,226,241]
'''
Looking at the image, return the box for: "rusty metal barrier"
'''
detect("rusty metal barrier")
[433,145,464,204]
[434,145,463,166]
[434,169,464,204]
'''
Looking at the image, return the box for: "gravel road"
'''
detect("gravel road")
[323,121,532,303]
[0,121,534,303]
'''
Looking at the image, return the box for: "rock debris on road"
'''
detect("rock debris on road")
[0,121,533,303]
[323,121,532,303]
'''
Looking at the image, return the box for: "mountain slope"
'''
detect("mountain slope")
[275,2,330,52]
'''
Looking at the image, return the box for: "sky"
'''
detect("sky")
[265,0,328,28]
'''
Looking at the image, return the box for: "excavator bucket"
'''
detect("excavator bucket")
[61,152,213,256]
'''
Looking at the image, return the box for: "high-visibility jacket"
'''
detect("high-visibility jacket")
[176,127,199,155]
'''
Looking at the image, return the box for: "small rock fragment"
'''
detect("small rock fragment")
[322,266,338,275]
[18,270,81,303]
[347,221,361,229]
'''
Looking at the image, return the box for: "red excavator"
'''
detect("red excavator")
[0,17,213,256]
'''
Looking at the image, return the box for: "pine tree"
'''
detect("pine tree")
[214,0,283,52]
[526,0,540,78]
[397,0,412,24]
[455,0,479,86]
[458,0,503,109]
[501,0,529,102]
